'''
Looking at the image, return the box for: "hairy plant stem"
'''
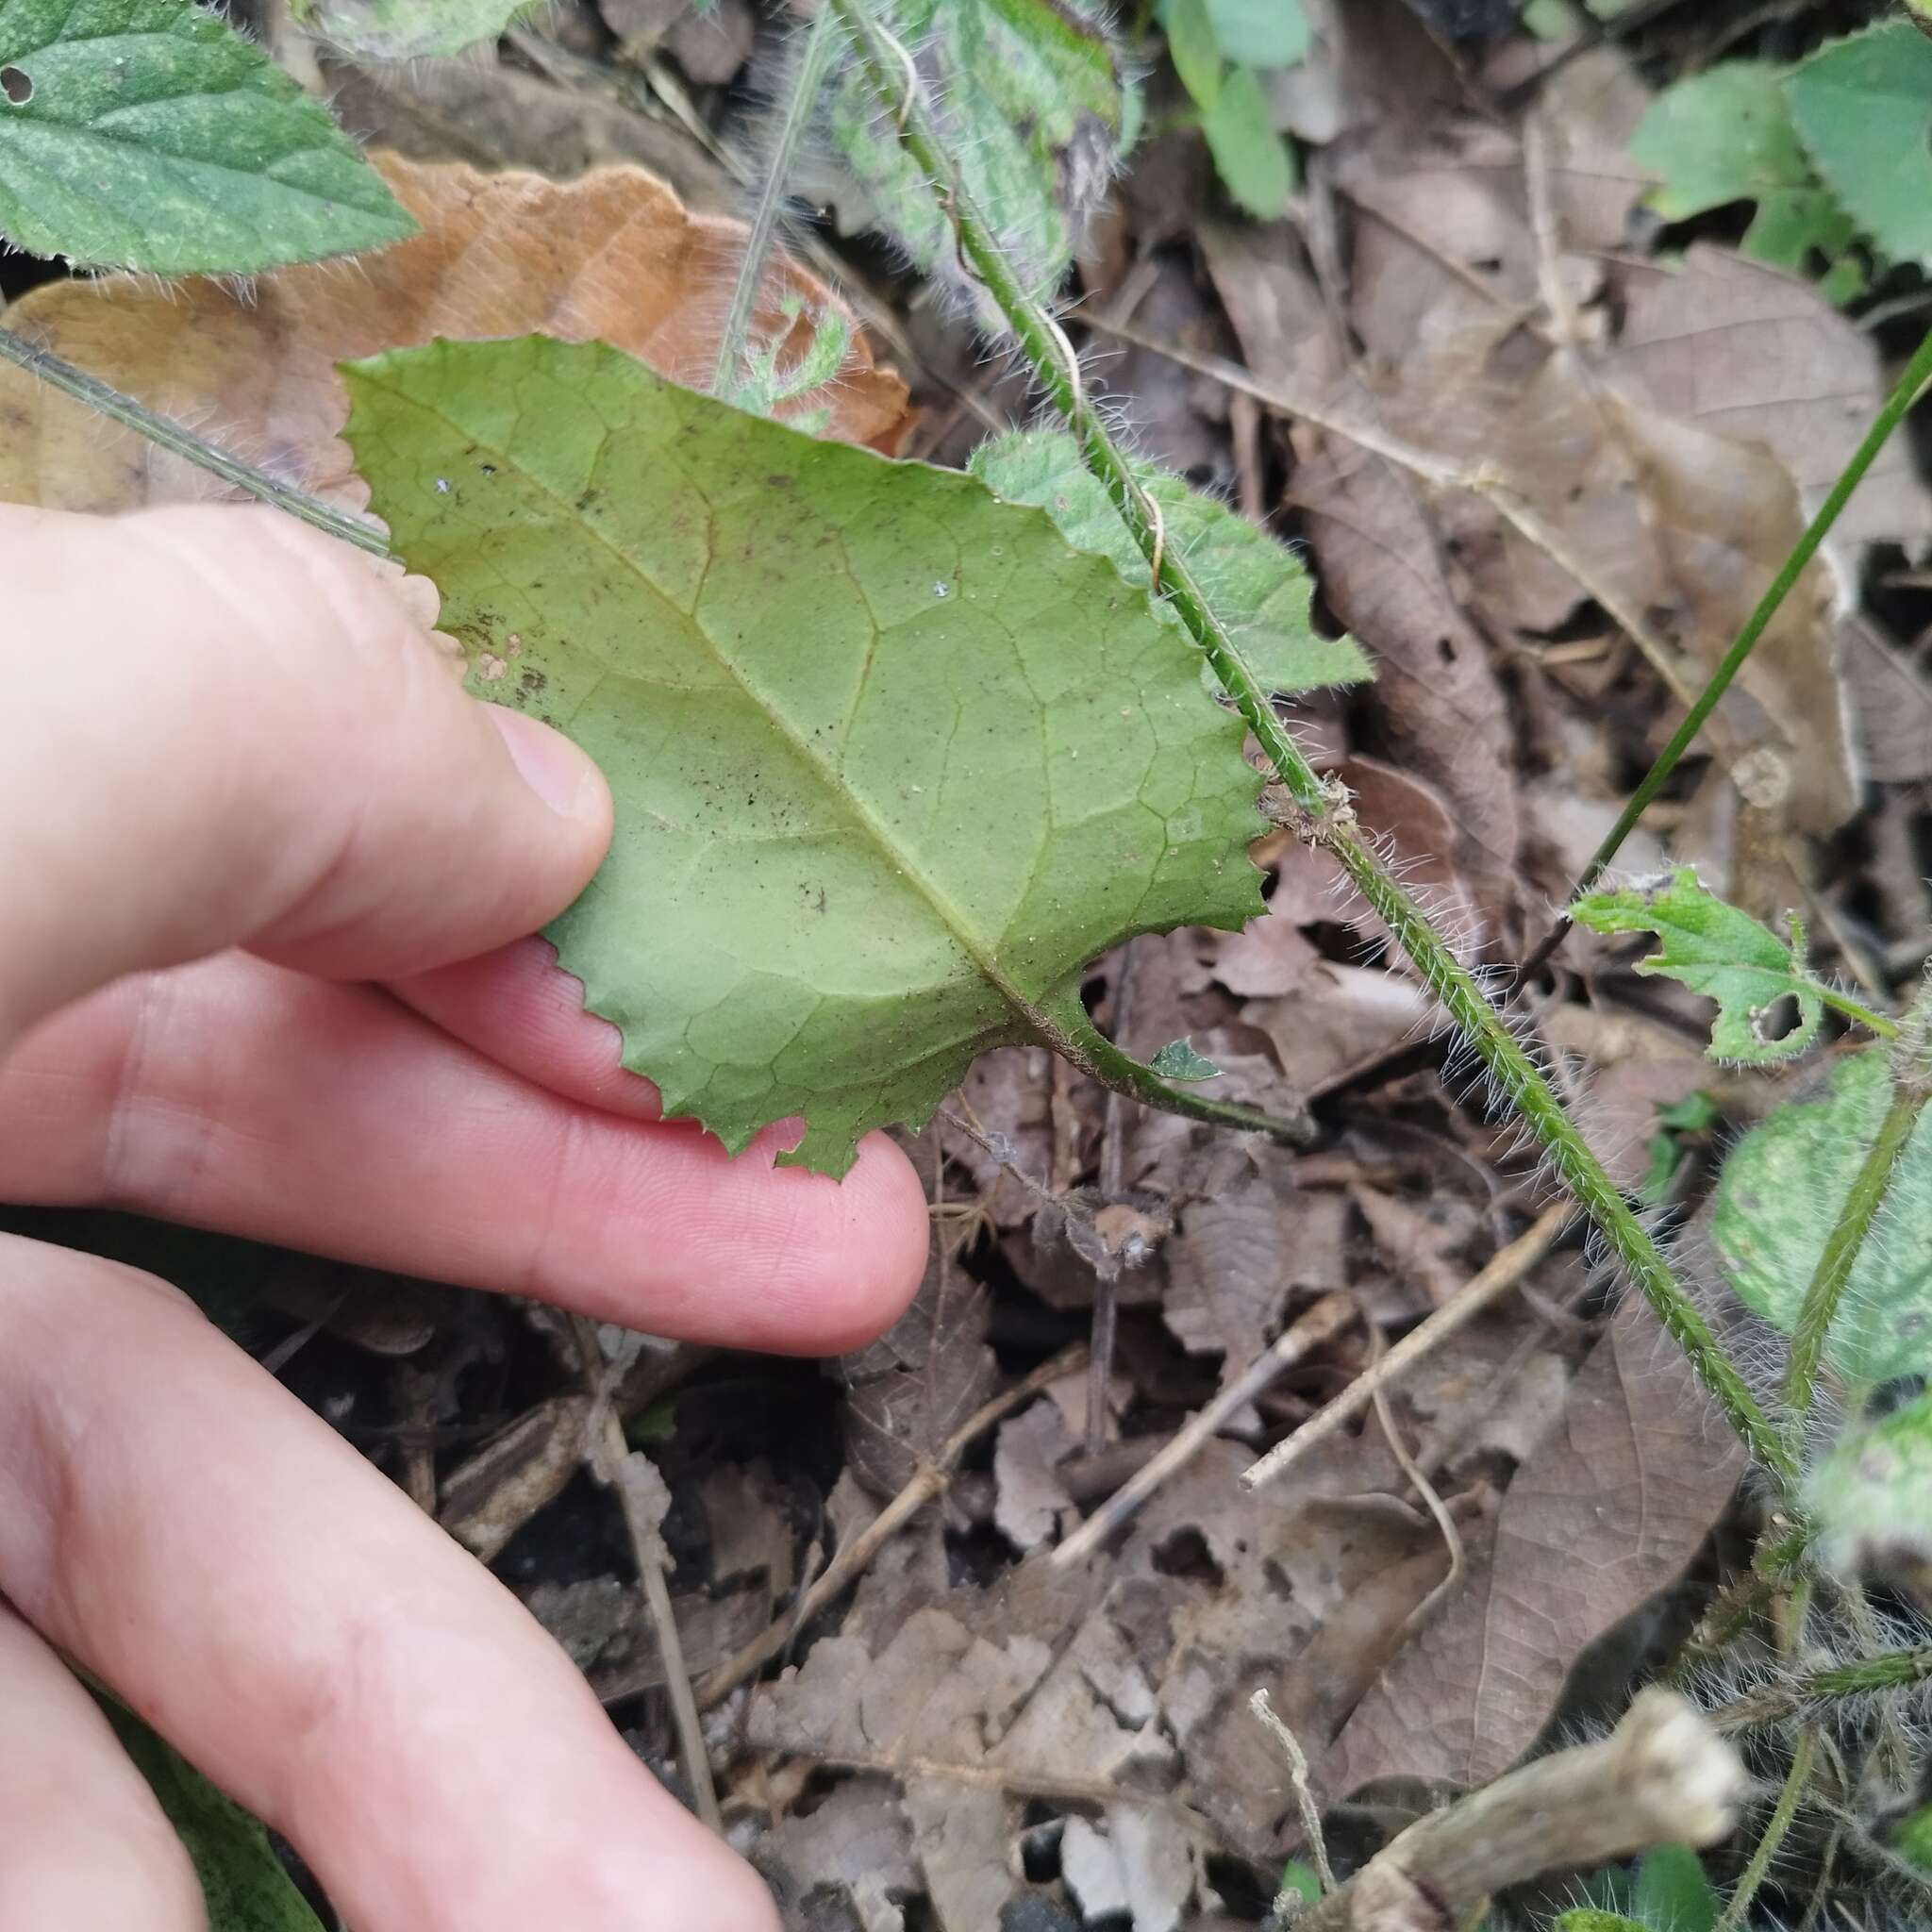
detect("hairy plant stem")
[826,0,1791,1488]
[0,323,391,557]
[1520,321,1932,982]
[1716,1725,1814,1932]
[710,3,841,399]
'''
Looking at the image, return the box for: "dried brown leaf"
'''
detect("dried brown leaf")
[1323,1296,1746,1797]
[837,1252,999,1499]
[0,153,911,519]
[992,1399,1077,1554]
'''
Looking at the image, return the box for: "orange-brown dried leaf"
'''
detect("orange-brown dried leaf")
[0,153,911,520]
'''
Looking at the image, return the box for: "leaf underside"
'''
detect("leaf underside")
[1713,1046,1932,1388]
[1572,868,1823,1063]
[345,336,1271,1176]
[0,0,417,273]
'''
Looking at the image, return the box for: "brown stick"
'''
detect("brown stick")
[1053,1291,1357,1567]
[1241,1204,1574,1492]
[695,1341,1089,1708]
[1300,1689,1745,1931]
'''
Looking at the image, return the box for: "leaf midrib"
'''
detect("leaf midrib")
[413,383,1075,1054]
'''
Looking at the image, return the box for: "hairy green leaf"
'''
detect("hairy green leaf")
[824,0,1126,305]
[1713,1047,1932,1387]
[1634,1843,1721,1932]
[1201,61,1293,219]
[94,1691,324,1930]
[1627,62,1860,297]
[345,338,1270,1176]
[1895,1799,1932,1872]
[1149,1038,1220,1081]
[1786,24,1932,268]
[1572,869,1822,1064]
[291,0,539,61]
[0,0,416,272]
[1556,1916,1646,1932]
[1806,1388,1932,1582]
[968,429,1370,699]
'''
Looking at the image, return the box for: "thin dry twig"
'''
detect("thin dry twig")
[1242,1204,1574,1492]
[1054,1292,1357,1567]
[696,1341,1089,1708]
[568,1313,721,1831]
[1367,1325,1467,1654]
[1252,1690,1335,1894]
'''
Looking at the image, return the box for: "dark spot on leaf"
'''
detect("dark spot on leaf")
[1,66,32,105]
[1151,1526,1224,1587]
[479,462,497,476]
[765,474,792,488]
[576,488,601,510]
[1436,635,1456,663]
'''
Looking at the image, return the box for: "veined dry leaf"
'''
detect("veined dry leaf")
[1323,1295,1746,1797]
[838,1252,999,1500]
[755,1775,918,1932]
[0,151,911,519]
[1162,1165,1297,1375]
[1606,246,1932,567]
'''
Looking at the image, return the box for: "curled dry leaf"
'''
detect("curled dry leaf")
[0,151,911,520]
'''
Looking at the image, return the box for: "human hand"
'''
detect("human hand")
[0,503,930,1930]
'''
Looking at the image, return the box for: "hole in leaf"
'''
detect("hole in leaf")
[0,66,31,105]
[1151,1524,1224,1587]
[1755,992,1804,1043]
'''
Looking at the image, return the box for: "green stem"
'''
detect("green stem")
[711,5,841,399]
[0,324,391,558]
[1781,1079,1928,1440]
[1067,1011,1316,1149]
[1716,1726,1815,1932]
[828,0,1791,1489]
[1526,321,1932,978]
[1819,985,1899,1041]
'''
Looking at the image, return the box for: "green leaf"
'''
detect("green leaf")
[1785,23,1932,268]
[1556,1916,1647,1932]
[1277,1857,1322,1907]
[291,0,539,61]
[1207,0,1307,69]
[967,429,1371,699]
[1805,1388,1932,1581]
[824,0,1126,302]
[1150,1038,1221,1081]
[1201,60,1294,218]
[345,338,1271,1177]
[1627,62,1859,291]
[1571,869,1822,1064]
[0,0,417,273]
[1894,1799,1932,1872]
[1159,0,1222,111]
[1640,1093,1718,1208]
[94,1691,324,1930]
[1712,1047,1932,1387]
[1634,1843,1721,1932]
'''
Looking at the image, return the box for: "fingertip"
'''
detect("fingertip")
[481,706,611,844]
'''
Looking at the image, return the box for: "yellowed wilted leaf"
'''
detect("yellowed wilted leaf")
[0,153,911,520]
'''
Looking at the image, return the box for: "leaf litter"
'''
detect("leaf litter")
[4,6,1930,1927]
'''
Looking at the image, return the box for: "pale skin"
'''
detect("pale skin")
[0,502,932,1929]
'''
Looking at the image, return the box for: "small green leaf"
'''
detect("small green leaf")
[1150,1038,1221,1081]
[1786,23,1932,268]
[1893,1800,1932,1872]
[1556,1916,1647,1932]
[94,1691,324,1930]
[824,0,1127,303]
[1207,0,1307,69]
[1571,869,1822,1064]
[0,0,417,273]
[346,338,1272,1177]
[1805,1389,1932,1581]
[1713,1047,1932,1387]
[1657,1093,1720,1134]
[1201,61,1294,219]
[1277,1857,1323,1907]
[968,429,1370,699]
[1634,1842,1721,1932]
[291,0,540,61]
[1627,62,1859,291]
[1160,0,1222,110]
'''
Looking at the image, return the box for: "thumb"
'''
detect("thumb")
[2,503,611,1046]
